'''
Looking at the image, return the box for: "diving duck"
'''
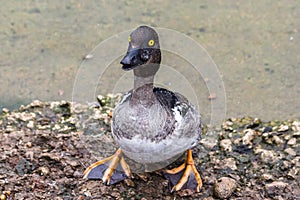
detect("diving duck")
[84,25,202,192]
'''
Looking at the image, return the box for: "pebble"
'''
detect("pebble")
[284,148,296,156]
[259,149,277,164]
[124,178,135,187]
[278,125,289,132]
[200,138,218,150]
[261,173,274,181]
[222,121,233,131]
[26,121,35,129]
[2,108,9,113]
[292,121,300,131]
[287,137,296,145]
[265,181,287,195]
[30,100,43,107]
[242,129,255,145]
[38,166,50,176]
[273,135,283,145]
[289,167,299,180]
[214,177,237,199]
[221,158,237,170]
[0,194,6,200]
[220,139,232,152]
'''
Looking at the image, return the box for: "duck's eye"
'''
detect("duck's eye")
[128,36,131,42]
[148,39,155,46]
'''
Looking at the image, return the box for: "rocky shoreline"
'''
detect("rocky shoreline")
[0,96,299,199]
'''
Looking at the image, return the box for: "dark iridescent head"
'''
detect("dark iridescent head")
[120,26,161,77]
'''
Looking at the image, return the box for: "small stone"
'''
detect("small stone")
[284,134,292,140]
[273,135,284,145]
[200,137,218,150]
[242,129,255,145]
[2,108,9,113]
[287,167,298,179]
[25,151,34,161]
[287,138,296,145]
[124,178,135,187]
[284,148,296,156]
[177,189,194,197]
[220,139,232,152]
[278,125,289,132]
[26,121,35,128]
[214,177,237,199]
[222,121,233,131]
[77,195,85,200]
[260,149,277,163]
[0,194,6,200]
[293,131,300,136]
[292,121,300,131]
[5,125,15,133]
[203,197,214,200]
[265,181,287,195]
[30,100,43,107]
[26,142,32,148]
[261,173,274,181]
[221,158,237,170]
[38,166,50,175]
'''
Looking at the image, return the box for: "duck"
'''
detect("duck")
[84,25,203,192]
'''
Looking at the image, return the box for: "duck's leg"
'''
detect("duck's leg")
[163,149,202,192]
[83,148,133,185]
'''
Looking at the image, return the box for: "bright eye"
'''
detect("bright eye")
[148,39,155,46]
[128,36,131,42]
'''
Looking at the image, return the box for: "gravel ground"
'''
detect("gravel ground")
[0,97,299,199]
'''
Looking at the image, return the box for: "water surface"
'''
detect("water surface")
[0,0,299,124]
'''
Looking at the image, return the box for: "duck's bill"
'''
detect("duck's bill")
[122,64,136,71]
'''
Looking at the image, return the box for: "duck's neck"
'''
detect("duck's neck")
[131,74,155,106]
[133,75,154,90]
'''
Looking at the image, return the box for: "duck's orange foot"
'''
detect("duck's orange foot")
[83,148,133,185]
[163,149,202,192]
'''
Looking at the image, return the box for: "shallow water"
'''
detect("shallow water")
[0,0,299,124]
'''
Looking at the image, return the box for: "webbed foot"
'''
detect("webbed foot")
[83,148,133,185]
[163,149,202,192]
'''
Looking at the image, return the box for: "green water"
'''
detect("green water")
[0,0,299,124]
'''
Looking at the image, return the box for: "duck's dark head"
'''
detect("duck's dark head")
[121,26,161,77]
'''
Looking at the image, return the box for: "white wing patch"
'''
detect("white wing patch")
[172,103,183,125]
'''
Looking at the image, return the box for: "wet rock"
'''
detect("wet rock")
[214,177,237,199]
[220,139,232,152]
[265,181,287,195]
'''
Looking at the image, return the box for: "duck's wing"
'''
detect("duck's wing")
[153,87,198,120]
[153,87,201,145]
